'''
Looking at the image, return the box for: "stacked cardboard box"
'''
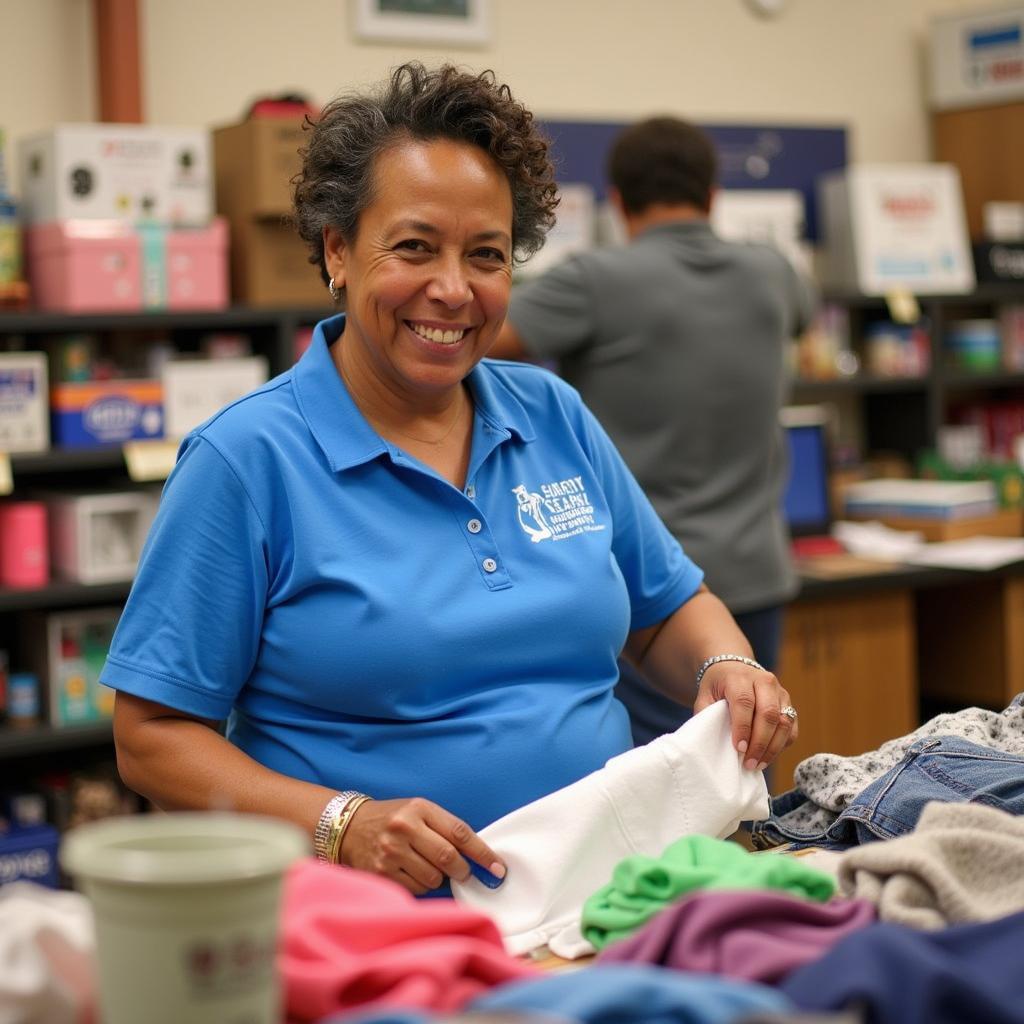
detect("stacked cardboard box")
[213,118,328,307]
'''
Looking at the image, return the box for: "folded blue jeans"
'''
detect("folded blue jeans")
[751,735,1024,850]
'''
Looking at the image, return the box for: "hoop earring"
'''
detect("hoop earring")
[328,277,339,301]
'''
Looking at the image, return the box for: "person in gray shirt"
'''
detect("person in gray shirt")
[491,116,815,745]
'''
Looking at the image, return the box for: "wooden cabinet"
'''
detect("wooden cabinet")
[917,575,1024,710]
[773,589,918,792]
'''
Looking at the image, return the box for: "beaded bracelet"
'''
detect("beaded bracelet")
[694,653,765,689]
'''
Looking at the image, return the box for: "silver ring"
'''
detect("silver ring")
[780,705,798,721]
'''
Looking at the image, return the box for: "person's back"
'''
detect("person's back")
[495,116,815,743]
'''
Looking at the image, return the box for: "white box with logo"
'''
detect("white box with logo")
[711,189,811,274]
[161,356,269,439]
[0,352,49,454]
[930,5,1024,110]
[818,164,975,295]
[18,124,213,225]
[46,490,160,584]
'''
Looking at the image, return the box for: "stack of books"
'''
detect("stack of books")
[844,479,1020,541]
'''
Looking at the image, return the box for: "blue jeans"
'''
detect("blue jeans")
[750,735,1024,850]
[615,604,783,748]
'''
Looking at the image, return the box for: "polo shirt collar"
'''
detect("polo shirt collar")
[293,314,534,472]
[638,219,714,242]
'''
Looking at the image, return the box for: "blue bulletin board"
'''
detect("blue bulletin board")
[538,120,847,241]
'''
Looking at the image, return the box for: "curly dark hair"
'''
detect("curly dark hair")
[608,117,717,214]
[293,62,559,285]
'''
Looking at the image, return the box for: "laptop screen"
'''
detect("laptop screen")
[780,405,831,537]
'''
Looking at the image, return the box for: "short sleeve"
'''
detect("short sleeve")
[572,396,704,628]
[509,256,598,359]
[101,435,269,719]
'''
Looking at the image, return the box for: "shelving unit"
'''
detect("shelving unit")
[791,283,1024,462]
[0,303,330,767]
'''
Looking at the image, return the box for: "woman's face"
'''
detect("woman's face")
[324,138,514,405]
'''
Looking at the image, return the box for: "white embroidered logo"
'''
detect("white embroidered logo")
[512,475,606,543]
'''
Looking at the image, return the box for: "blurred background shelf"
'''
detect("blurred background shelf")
[0,721,114,759]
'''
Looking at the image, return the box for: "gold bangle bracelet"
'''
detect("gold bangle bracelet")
[328,794,373,865]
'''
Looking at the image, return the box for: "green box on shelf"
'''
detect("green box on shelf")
[22,607,120,726]
[918,451,1024,508]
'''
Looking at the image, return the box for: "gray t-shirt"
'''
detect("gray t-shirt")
[509,220,814,613]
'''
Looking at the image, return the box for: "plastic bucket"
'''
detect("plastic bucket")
[60,812,307,1024]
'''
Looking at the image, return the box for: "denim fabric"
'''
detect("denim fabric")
[752,735,1024,849]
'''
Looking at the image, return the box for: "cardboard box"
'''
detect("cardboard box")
[161,355,268,438]
[18,124,213,224]
[929,5,1024,111]
[24,607,120,726]
[847,507,1023,542]
[46,490,159,584]
[818,164,975,295]
[51,379,163,448]
[213,118,306,218]
[229,218,326,307]
[213,118,328,307]
[0,352,49,453]
[26,220,142,312]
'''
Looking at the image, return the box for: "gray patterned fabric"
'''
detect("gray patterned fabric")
[778,695,1024,835]
[836,800,1024,930]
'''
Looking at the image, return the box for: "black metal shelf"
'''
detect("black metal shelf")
[0,721,114,759]
[792,375,929,396]
[10,447,128,476]
[0,305,331,335]
[0,580,132,612]
[940,370,1024,391]
[823,283,1024,309]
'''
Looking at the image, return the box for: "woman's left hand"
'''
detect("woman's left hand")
[693,662,798,771]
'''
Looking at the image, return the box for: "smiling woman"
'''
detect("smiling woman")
[103,62,796,901]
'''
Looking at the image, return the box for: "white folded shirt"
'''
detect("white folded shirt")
[452,700,769,957]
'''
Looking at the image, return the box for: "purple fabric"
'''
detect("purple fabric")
[596,890,876,985]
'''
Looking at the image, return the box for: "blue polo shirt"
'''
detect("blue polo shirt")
[102,315,703,831]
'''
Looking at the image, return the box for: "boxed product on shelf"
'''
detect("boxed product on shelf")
[0,350,49,452]
[0,824,60,887]
[17,124,213,225]
[23,607,120,726]
[50,378,163,447]
[25,217,229,313]
[45,490,159,584]
[818,163,975,295]
[0,501,48,588]
[25,219,141,312]
[213,118,326,306]
[844,478,998,520]
[161,355,268,438]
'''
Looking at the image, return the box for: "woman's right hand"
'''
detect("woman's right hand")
[339,797,506,895]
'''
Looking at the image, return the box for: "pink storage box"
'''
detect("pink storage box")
[25,220,142,313]
[166,216,229,310]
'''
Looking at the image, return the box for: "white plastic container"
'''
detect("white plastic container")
[60,813,307,1024]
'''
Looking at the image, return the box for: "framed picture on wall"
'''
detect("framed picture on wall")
[353,0,491,46]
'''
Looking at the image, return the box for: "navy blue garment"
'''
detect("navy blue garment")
[780,910,1024,1023]
[470,964,791,1023]
[752,735,1024,850]
[617,604,783,747]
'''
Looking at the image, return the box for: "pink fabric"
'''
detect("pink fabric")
[279,858,539,1021]
[596,889,876,984]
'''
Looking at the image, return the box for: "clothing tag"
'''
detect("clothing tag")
[885,289,920,325]
[123,439,178,482]
[0,453,11,496]
[468,860,506,890]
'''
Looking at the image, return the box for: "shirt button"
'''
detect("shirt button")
[466,484,476,498]
[467,518,482,534]
[482,557,498,573]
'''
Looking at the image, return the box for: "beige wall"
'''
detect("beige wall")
[1,0,1015,193]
